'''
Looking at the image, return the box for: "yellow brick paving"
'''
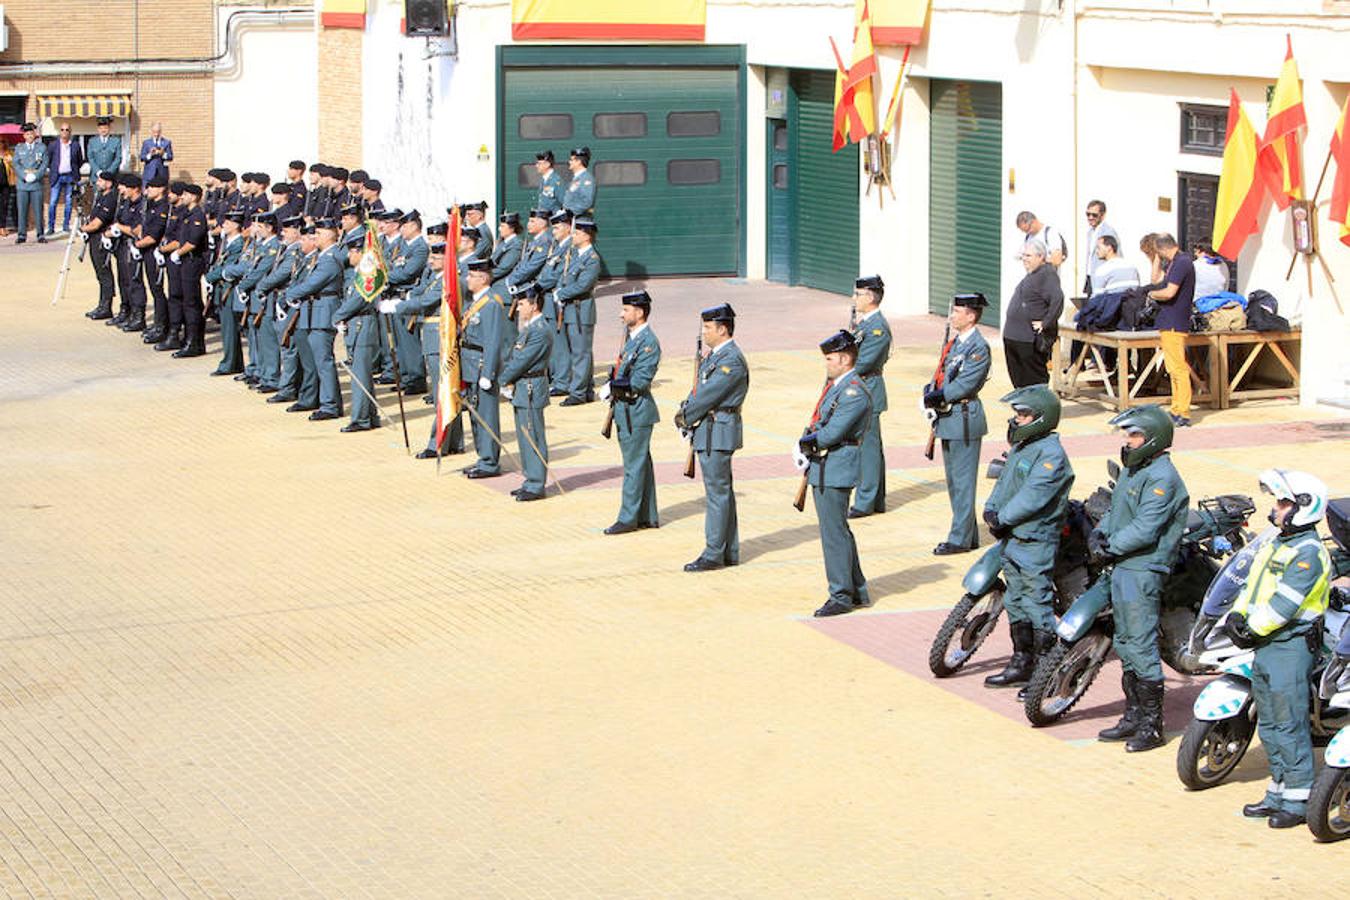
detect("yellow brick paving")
[1,248,1347,898]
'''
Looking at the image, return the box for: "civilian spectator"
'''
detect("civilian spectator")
[1192,243,1230,299]
[1148,234,1196,427]
[1004,239,1065,387]
[46,122,85,234]
[13,122,48,244]
[1138,233,1166,288]
[1082,200,1118,295]
[1090,235,1140,295]
[139,122,173,186]
[0,139,14,236]
[1015,210,1065,269]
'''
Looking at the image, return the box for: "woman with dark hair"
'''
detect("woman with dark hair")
[0,138,15,237]
[1191,242,1230,298]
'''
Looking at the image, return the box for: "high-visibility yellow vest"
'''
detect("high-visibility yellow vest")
[1233,533,1330,637]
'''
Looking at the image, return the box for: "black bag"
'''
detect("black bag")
[1245,289,1290,332]
[1118,287,1157,330]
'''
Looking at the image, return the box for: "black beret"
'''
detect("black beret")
[953,292,989,310]
[280,214,305,230]
[146,172,168,188]
[253,173,270,187]
[549,210,573,225]
[622,290,652,309]
[819,329,857,354]
[535,150,554,163]
[206,168,224,179]
[240,172,256,185]
[218,169,236,182]
[855,275,884,292]
[118,173,141,188]
[348,169,368,183]
[364,178,382,192]
[309,163,324,173]
[572,217,597,234]
[330,167,349,181]
[169,180,187,194]
[289,160,306,170]
[700,303,735,323]
[96,170,117,183]
[271,183,290,195]
[183,184,203,197]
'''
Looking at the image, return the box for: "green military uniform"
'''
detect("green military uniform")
[554,220,601,403]
[850,303,891,516]
[85,124,122,189]
[259,232,303,396]
[506,216,552,289]
[490,220,522,282]
[460,262,508,476]
[536,219,572,394]
[235,227,281,384]
[678,305,749,570]
[284,237,346,418]
[392,258,456,454]
[800,331,872,616]
[386,228,429,392]
[498,306,555,498]
[334,239,380,431]
[927,307,991,552]
[207,227,247,376]
[605,294,662,531]
[277,246,319,407]
[536,161,563,213]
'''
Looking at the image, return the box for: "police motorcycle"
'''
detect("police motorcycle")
[1174,495,1350,792]
[1310,580,1350,842]
[1018,468,1253,726]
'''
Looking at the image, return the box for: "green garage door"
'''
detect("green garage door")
[499,47,744,277]
[928,80,1002,321]
[790,69,859,295]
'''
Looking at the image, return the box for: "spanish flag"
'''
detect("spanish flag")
[867,0,930,46]
[1330,95,1350,247]
[1212,90,1265,261]
[435,207,465,452]
[321,0,366,29]
[1258,35,1306,211]
[511,0,705,41]
[831,0,878,152]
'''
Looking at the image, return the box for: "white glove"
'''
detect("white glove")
[100,235,113,250]
[599,382,612,401]
[24,173,36,184]
[170,250,181,264]
[478,376,492,391]
[80,232,89,244]
[501,386,514,401]
[129,246,142,261]
[274,302,287,322]
[108,225,122,238]
[377,299,397,314]
[335,321,347,336]
[679,428,692,442]
[153,250,165,266]
[237,291,249,307]
[792,448,810,472]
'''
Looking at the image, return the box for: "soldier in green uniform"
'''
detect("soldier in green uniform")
[848,275,892,518]
[555,217,601,405]
[498,283,555,501]
[537,211,573,397]
[675,304,749,572]
[564,146,596,217]
[283,217,346,421]
[335,230,381,432]
[923,293,992,555]
[386,209,430,394]
[601,290,662,534]
[206,209,247,377]
[980,385,1075,688]
[534,150,563,213]
[1227,469,1332,829]
[459,259,508,478]
[462,201,494,259]
[1088,404,1189,753]
[491,212,523,283]
[797,330,873,617]
[381,244,456,454]
[85,116,123,190]
[506,208,553,290]
[233,211,281,387]
[259,215,305,397]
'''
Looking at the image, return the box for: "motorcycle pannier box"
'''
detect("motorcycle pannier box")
[1328,498,1350,551]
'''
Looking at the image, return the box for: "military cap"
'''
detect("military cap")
[701,303,735,323]
[271,183,290,195]
[254,211,279,228]
[218,169,237,182]
[499,212,521,228]
[118,173,141,189]
[96,170,117,183]
[223,209,247,224]
[855,275,884,293]
[348,169,368,184]
[569,146,591,162]
[146,172,168,188]
[458,228,477,244]
[459,201,487,214]
[399,209,421,224]
[95,115,113,126]
[300,221,317,235]
[342,229,366,250]
[183,184,203,197]
[289,159,306,171]
[819,329,857,354]
[621,290,652,309]
[339,203,362,219]
[381,208,404,221]
[952,292,989,309]
[535,150,555,163]
[549,210,573,225]
[313,217,340,231]
[572,217,598,234]
[169,180,187,194]
[428,242,446,256]
[364,178,382,192]
[426,222,448,237]
[330,166,349,181]
[280,214,305,230]
[466,259,492,274]
[20,122,36,132]
[528,208,549,221]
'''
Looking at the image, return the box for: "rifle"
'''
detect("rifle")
[682,331,702,479]
[923,309,954,461]
[280,305,299,348]
[600,326,629,440]
[793,470,810,513]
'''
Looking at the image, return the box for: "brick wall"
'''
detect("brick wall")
[317,25,362,168]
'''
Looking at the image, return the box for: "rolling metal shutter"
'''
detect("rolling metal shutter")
[789,69,859,296]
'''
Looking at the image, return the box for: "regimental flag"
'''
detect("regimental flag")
[355,220,389,302]
[511,0,705,41]
[321,0,366,30]
[1212,90,1266,261]
[1258,34,1307,211]
[831,0,879,152]
[1330,94,1350,247]
[435,207,465,450]
[867,0,931,46]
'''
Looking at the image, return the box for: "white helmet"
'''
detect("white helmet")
[1258,468,1328,530]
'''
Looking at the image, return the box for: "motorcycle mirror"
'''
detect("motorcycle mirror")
[985,456,1006,480]
[1107,459,1121,481]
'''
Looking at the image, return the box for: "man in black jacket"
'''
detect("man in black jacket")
[1003,239,1064,387]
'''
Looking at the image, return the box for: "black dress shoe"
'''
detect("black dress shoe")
[813,598,858,618]
[683,557,724,573]
[548,388,568,397]
[641,521,660,530]
[376,374,397,385]
[603,521,639,535]
[340,422,374,433]
[515,490,545,502]
[154,337,182,352]
[308,410,338,421]
[142,330,162,344]
[256,385,279,394]
[171,344,204,358]
[560,396,587,407]
[13,237,24,244]
[88,308,113,320]
[120,320,145,333]
[36,235,47,244]
[847,508,873,520]
[414,449,438,459]
[422,394,435,405]
[232,373,249,382]
[210,370,232,377]
[266,393,297,404]
[1242,800,1281,818]
[1267,810,1306,829]
[285,402,317,413]
[465,468,502,479]
[107,314,127,327]
[933,542,975,556]
[402,380,428,396]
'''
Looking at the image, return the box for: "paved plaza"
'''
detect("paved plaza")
[1,240,1347,897]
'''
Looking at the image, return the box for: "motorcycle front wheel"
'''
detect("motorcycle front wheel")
[1175,709,1256,791]
[928,590,1004,678]
[1022,629,1113,726]
[1308,765,1350,842]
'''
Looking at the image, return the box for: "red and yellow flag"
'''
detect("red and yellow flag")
[1212,90,1266,261]
[831,0,878,152]
[511,0,705,41]
[435,207,464,451]
[321,0,366,29]
[1258,34,1307,211]
[867,0,930,46]
[1330,95,1350,247]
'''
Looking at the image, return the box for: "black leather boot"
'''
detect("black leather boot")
[1016,629,1059,701]
[86,303,113,320]
[985,621,1035,687]
[142,324,165,343]
[1125,679,1166,752]
[155,326,183,352]
[121,311,146,333]
[1098,671,1140,741]
[172,326,205,358]
[107,308,128,327]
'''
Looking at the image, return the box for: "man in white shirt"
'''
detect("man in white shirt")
[1083,200,1119,295]
[1089,235,1139,295]
[1016,210,1065,269]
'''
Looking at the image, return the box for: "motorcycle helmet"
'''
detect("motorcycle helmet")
[1107,404,1173,468]
[1001,384,1060,445]
[1258,468,1327,533]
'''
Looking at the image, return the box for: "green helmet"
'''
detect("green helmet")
[1001,385,1061,445]
[1108,404,1174,468]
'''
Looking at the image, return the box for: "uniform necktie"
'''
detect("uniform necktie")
[934,337,956,388]
[808,379,832,427]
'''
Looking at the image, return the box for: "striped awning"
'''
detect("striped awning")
[37,94,132,119]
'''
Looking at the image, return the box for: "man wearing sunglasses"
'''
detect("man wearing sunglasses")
[1082,200,1117,297]
[46,122,85,236]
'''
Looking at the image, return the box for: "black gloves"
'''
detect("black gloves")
[798,432,819,457]
[983,509,1011,539]
[610,375,634,402]
[1223,612,1259,649]
[673,408,688,431]
[922,385,945,409]
[1087,529,1115,564]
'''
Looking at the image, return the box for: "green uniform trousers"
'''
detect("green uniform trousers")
[616,421,658,527]
[1003,537,1058,631]
[697,449,738,566]
[256,312,281,390]
[941,437,982,548]
[308,328,343,417]
[345,316,379,429]
[470,385,502,474]
[514,405,549,494]
[813,485,869,606]
[1110,566,1165,682]
[215,304,245,375]
[851,411,885,514]
[1252,633,1316,814]
[293,326,319,407]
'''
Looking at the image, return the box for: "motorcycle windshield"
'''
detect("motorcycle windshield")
[1199,526,1278,618]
